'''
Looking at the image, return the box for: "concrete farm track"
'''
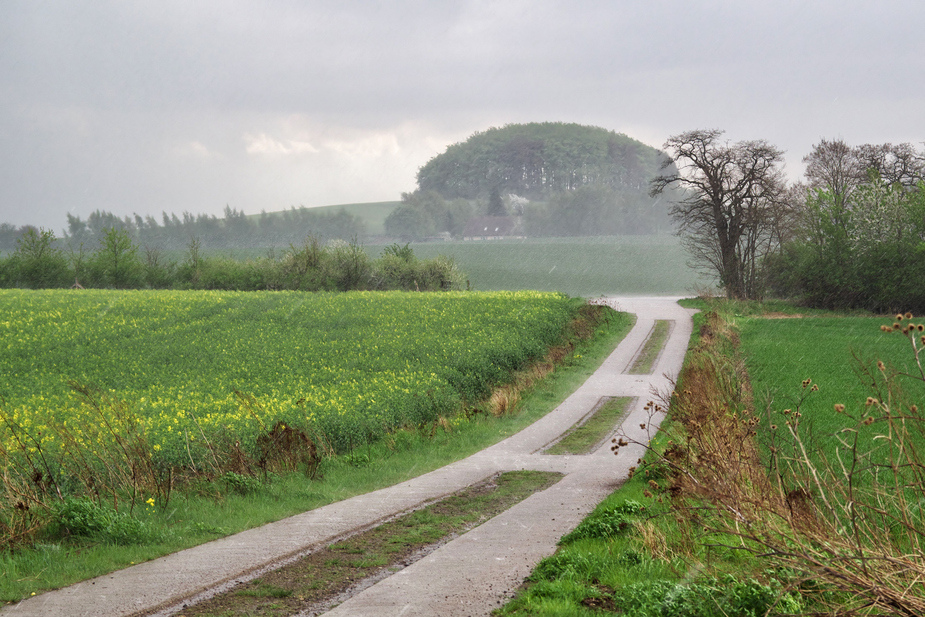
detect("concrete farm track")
[2,297,695,617]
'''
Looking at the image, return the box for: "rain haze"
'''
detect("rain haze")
[2,0,924,230]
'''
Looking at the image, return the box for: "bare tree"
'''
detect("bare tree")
[650,129,788,300]
[855,142,925,188]
[804,139,925,199]
[803,138,861,209]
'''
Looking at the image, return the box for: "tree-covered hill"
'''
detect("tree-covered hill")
[386,122,677,239]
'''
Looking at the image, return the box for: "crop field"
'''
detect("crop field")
[739,314,925,464]
[0,289,576,467]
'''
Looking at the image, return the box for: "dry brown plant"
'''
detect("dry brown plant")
[652,310,925,616]
[484,303,608,417]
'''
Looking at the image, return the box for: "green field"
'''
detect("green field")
[250,201,400,236]
[371,236,703,297]
[0,289,575,464]
[739,314,925,464]
[203,235,703,297]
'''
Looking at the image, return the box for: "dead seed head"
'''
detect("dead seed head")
[880,325,892,332]
[912,405,919,413]
[897,313,905,321]
[863,416,874,425]
[894,323,902,330]
[639,423,647,429]
[866,397,877,406]
[906,312,914,320]
[834,403,845,412]
[810,384,819,391]
[877,360,886,371]
[802,378,812,388]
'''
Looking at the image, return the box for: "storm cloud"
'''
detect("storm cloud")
[2,0,923,229]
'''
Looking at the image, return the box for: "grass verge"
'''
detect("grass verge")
[175,470,563,616]
[502,299,925,616]
[0,303,633,603]
[497,304,806,617]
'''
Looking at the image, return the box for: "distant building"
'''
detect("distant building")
[462,216,525,241]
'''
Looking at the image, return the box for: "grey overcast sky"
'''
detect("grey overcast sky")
[2,0,923,230]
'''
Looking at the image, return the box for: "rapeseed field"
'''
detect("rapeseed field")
[0,289,574,466]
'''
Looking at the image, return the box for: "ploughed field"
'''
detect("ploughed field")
[0,289,576,466]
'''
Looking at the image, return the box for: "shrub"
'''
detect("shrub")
[86,228,144,289]
[328,238,371,291]
[6,228,72,288]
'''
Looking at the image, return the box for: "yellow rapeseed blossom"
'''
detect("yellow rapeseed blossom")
[0,289,573,461]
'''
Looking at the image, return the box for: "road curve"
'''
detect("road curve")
[1,296,695,617]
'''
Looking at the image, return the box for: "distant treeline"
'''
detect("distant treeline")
[0,205,367,254]
[0,227,463,292]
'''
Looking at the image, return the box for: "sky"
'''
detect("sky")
[2,0,924,230]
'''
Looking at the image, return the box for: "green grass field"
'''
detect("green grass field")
[203,235,703,297]
[371,236,703,297]
[739,314,925,465]
[250,201,400,235]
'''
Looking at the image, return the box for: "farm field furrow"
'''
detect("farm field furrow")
[0,289,576,467]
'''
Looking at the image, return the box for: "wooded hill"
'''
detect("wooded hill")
[386,122,678,240]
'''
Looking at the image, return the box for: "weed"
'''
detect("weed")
[235,581,293,599]
[47,498,158,545]
[221,472,261,496]
[559,501,643,544]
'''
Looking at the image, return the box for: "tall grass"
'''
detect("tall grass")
[659,304,925,615]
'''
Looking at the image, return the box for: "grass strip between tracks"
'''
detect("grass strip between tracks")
[544,397,632,455]
[170,471,563,617]
[628,319,671,374]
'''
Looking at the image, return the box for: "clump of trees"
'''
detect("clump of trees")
[767,140,925,313]
[391,122,676,239]
[653,130,925,311]
[0,229,463,292]
[384,191,475,241]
